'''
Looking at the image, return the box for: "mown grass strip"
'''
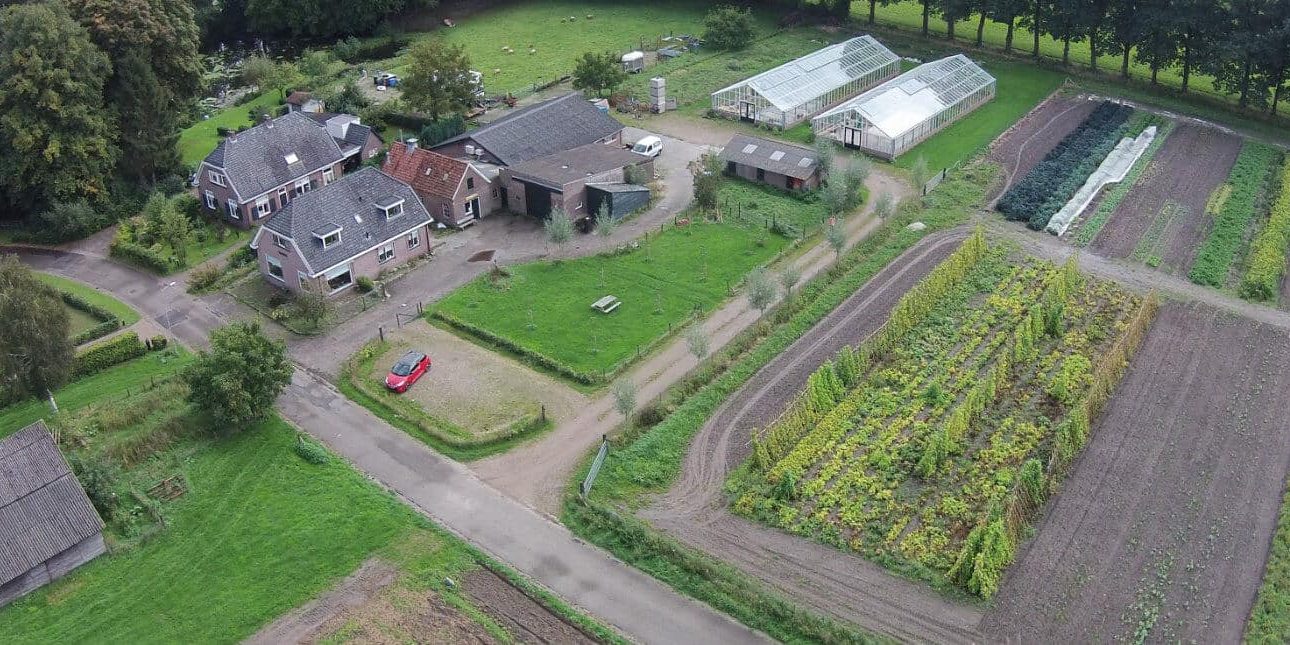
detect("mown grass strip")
[1238,159,1290,301]
[563,163,999,642]
[1189,142,1284,287]
[35,272,141,326]
[1073,121,1174,247]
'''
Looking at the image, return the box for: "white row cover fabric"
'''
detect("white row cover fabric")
[1046,126,1158,236]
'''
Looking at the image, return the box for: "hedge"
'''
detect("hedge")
[73,332,148,379]
[432,311,604,385]
[1238,160,1290,301]
[58,291,123,345]
[71,320,122,346]
[1189,143,1283,287]
[109,239,178,274]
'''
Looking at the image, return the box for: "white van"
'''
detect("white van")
[631,135,663,158]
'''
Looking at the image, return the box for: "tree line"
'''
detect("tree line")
[766,0,1290,113]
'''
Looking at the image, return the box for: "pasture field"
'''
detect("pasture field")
[433,216,793,384]
[728,235,1153,597]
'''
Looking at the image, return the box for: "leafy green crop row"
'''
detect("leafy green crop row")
[1189,143,1284,287]
[998,102,1135,230]
[1238,160,1290,301]
[1247,482,1290,642]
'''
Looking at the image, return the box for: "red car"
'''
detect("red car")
[384,351,431,392]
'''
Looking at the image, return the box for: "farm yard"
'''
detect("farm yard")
[982,302,1290,642]
[727,233,1153,597]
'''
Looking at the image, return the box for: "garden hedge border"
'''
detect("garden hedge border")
[73,332,147,379]
[57,291,123,346]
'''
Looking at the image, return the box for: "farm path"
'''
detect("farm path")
[981,301,1290,643]
[470,167,914,515]
[640,228,986,644]
[8,245,770,645]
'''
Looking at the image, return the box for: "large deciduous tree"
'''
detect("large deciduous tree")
[937,0,975,41]
[703,4,755,50]
[0,2,118,216]
[402,40,476,120]
[246,0,436,40]
[184,321,293,432]
[0,255,74,403]
[1134,0,1180,84]
[990,0,1033,53]
[572,51,628,97]
[1042,0,1091,66]
[1102,0,1149,78]
[65,0,203,99]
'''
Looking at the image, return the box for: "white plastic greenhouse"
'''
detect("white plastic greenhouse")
[710,35,900,129]
[811,55,996,160]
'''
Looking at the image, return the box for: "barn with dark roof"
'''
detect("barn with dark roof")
[0,421,106,607]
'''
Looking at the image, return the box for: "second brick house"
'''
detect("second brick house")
[383,140,500,228]
[197,111,382,228]
[249,167,433,296]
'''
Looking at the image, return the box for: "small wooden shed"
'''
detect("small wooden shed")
[0,421,106,607]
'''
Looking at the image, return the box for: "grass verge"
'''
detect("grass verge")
[337,339,553,461]
[36,273,141,326]
[562,161,999,641]
[1247,480,1290,642]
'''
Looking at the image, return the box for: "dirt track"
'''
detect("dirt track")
[640,230,985,644]
[981,302,1290,642]
[1091,124,1241,269]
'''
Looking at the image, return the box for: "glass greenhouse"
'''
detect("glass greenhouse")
[812,55,996,160]
[710,35,900,129]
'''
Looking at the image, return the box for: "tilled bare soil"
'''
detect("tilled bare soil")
[1091,124,1241,269]
[641,230,985,644]
[987,96,1099,202]
[461,569,598,644]
[982,301,1290,643]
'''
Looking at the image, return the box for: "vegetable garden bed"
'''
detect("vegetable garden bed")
[1188,142,1284,287]
[727,235,1155,598]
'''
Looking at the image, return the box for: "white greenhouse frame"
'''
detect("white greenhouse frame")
[811,55,997,160]
[710,35,900,130]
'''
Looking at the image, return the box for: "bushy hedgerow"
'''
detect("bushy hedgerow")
[72,332,147,378]
[109,239,178,274]
[998,102,1134,230]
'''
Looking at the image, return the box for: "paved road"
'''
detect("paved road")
[7,244,767,644]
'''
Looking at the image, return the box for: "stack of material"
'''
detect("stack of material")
[1046,125,1157,236]
[649,77,666,113]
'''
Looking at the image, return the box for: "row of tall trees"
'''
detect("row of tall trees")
[769,0,1290,113]
[194,0,436,42]
[0,0,202,223]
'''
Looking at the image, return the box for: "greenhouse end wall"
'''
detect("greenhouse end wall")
[813,78,996,160]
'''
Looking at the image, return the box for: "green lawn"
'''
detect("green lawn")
[184,224,253,270]
[0,352,191,437]
[864,4,1219,98]
[718,180,830,236]
[179,92,281,167]
[390,0,713,97]
[435,220,789,381]
[895,59,1064,171]
[0,416,421,643]
[36,272,141,326]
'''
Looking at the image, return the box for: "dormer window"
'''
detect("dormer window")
[295,178,312,196]
[208,171,226,187]
[375,196,404,220]
[313,224,343,249]
[284,152,300,165]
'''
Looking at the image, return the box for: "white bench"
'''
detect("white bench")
[592,295,621,314]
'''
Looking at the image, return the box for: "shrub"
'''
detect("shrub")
[1189,144,1282,287]
[294,436,330,464]
[227,245,256,269]
[355,276,375,293]
[156,174,188,197]
[1239,159,1290,301]
[110,236,177,274]
[68,453,121,522]
[703,5,754,51]
[187,264,223,293]
[416,113,467,147]
[71,320,121,346]
[268,290,291,308]
[150,335,168,350]
[33,201,102,242]
[73,332,147,379]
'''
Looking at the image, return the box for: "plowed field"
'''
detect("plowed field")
[1090,124,1241,272]
[988,96,1099,202]
[981,301,1290,642]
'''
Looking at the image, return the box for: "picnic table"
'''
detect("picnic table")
[592,295,621,314]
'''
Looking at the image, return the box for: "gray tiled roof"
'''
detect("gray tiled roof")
[718,134,820,181]
[508,142,645,190]
[0,422,104,586]
[435,92,622,166]
[303,113,379,157]
[262,167,431,275]
[204,111,345,199]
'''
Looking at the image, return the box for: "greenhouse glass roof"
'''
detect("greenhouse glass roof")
[713,35,899,111]
[815,55,995,138]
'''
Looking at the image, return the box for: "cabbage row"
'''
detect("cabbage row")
[998,102,1135,231]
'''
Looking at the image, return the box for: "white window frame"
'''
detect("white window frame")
[277,187,288,205]
[464,200,475,217]
[273,233,288,250]
[323,167,335,185]
[208,170,226,187]
[255,197,271,218]
[265,254,285,282]
[406,230,420,249]
[377,243,395,264]
[226,201,240,220]
[324,264,353,293]
[204,191,216,209]
[295,178,312,196]
[321,231,340,249]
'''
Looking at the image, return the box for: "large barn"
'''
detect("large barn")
[812,54,996,160]
[710,35,900,129]
[0,421,106,607]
